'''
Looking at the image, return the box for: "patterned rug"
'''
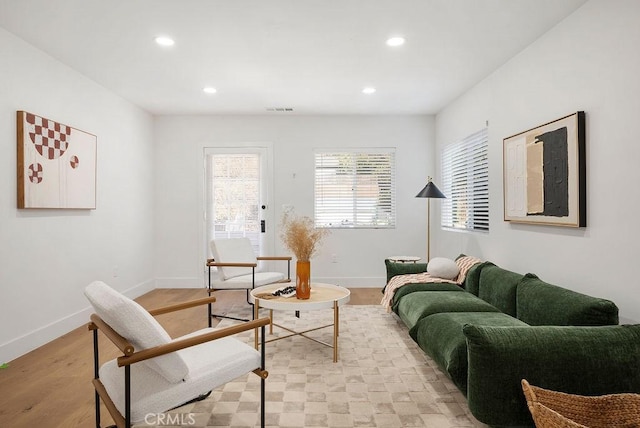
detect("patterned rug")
[136,305,487,428]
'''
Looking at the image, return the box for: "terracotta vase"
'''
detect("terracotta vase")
[296,260,311,299]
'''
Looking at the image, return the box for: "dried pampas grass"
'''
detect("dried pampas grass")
[280,213,329,261]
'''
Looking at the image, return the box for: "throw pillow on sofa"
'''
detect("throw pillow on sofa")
[427,257,459,280]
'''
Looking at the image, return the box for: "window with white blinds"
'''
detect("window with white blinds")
[441,129,489,232]
[314,149,396,229]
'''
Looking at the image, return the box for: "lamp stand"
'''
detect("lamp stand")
[427,198,431,262]
[416,176,446,264]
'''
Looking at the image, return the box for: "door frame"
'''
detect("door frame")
[200,142,275,287]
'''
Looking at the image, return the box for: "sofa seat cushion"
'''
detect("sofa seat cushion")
[462,324,640,426]
[517,273,619,326]
[391,282,465,312]
[412,312,528,394]
[395,291,500,332]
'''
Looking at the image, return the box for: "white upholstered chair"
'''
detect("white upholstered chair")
[207,237,291,321]
[85,281,270,428]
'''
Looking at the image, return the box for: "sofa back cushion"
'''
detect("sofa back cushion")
[477,264,522,317]
[516,273,619,326]
[461,262,488,296]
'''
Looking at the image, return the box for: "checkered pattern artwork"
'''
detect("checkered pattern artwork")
[134,305,487,428]
[17,111,96,209]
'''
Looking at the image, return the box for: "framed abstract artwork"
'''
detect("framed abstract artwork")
[17,111,97,209]
[503,111,585,227]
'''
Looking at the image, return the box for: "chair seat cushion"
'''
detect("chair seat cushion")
[99,328,261,423]
[210,271,286,289]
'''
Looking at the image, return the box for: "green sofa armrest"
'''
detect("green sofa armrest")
[463,324,640,427]
[384,258,427,286]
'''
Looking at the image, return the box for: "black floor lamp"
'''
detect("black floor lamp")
[416,177,446,262]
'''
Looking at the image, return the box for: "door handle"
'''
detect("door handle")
[261,220,266,233]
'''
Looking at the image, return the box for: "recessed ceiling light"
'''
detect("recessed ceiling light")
[203,87,217,94]
[154,36,175,47]
[386,36,405,47]
[362,87,376,94]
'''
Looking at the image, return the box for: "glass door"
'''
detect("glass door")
[204,146,273,269]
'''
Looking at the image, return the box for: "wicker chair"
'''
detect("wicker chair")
[521,379,640,428]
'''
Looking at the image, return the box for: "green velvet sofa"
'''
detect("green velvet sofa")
[385,259,640,427]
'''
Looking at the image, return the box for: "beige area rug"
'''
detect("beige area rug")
[136,305,488,428]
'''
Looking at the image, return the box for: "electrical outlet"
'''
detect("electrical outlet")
[331,254,338,263]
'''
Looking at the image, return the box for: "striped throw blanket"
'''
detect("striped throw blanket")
[381,256,482,312]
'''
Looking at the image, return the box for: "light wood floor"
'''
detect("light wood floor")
[0,288,382,427]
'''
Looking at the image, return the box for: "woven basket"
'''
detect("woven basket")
[521,379,640,428]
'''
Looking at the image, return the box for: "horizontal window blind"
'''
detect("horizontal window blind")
[315,149,396,228]
[441,129,489,232]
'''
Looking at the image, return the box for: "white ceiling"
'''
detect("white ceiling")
[0,0,586,115]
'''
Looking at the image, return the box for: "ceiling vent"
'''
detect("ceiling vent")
[266,107,294,112]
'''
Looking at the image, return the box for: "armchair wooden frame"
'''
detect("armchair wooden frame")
[88,296,270,428]
[206,256,291,324]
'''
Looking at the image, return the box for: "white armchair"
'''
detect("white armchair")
[85,281,270,428]
[207,237,291,321]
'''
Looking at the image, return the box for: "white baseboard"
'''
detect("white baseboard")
[154,276,386,289]
[155,277,205,289]
[0,279,154,364]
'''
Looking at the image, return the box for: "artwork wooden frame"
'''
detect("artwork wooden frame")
[17,111,97,209]
[503,111,585,227]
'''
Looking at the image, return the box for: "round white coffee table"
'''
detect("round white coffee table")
[249,282,350,362]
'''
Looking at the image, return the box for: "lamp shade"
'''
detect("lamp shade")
[416,179,446,199]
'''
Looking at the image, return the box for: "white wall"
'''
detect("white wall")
[7,0,634,364]
[0,28,155,363]
[434,0,640,322]
[154,115,435,289]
